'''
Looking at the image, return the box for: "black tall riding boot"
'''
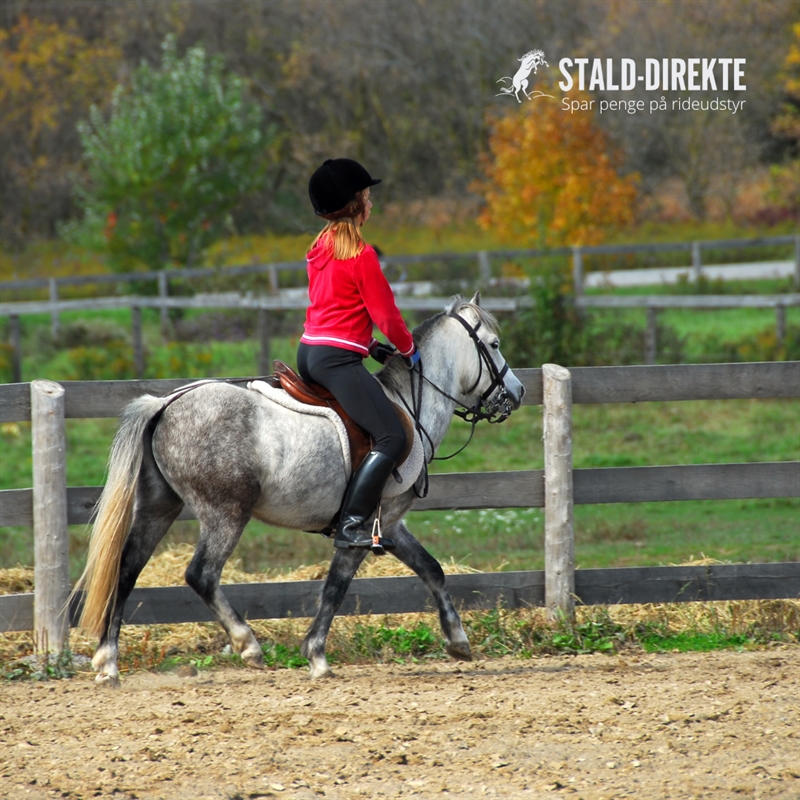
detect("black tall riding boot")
[334,451,397,549]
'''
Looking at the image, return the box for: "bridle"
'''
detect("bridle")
[397,309,516,496]
[446,311,514,426]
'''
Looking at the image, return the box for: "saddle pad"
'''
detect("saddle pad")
[247,380,424,498]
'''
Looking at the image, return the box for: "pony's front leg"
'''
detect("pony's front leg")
[300,547,368,678]
[386,520,472,662]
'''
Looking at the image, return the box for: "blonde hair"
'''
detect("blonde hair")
[309,192,367,260]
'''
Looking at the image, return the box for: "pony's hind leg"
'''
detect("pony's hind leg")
[93,494,183,685]
[301,547,369,678]
[385,520,472,662]
[185,510,263,668]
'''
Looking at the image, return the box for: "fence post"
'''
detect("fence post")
[49,278,60,342]
[776,304,786,350]
[572,247,584,296]
[257,307,271,375]
[645,306,659,365]
[31,380,70,655]
[477,251,491,284]
[158,271,170,341]
[10,314,22,383]
[132,306,144,379]
[692,241,702,283]
[794,234,800,291]
[268,264,279,294]
[542,363,575,624]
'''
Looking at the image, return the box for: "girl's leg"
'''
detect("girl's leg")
[297,343,406,460]
[297,343,404,547]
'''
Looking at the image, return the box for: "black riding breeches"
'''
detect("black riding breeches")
[296,342,407,462]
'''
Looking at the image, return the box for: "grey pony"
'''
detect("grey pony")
[75,294,526,684]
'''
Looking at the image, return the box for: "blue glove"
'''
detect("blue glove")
[403,348,421,370]
[369,341,397,364]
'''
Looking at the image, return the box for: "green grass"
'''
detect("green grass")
[637,630,751,653]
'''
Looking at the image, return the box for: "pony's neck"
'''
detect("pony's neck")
[379,324,463,462]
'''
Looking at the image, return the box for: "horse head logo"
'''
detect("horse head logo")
[496,49,553,103]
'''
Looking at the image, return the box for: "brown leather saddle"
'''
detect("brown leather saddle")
[270,360,414,473]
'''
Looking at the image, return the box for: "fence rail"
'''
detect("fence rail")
[3,290,799,382]
[1,362,798,639]
[2,234,797,293]
[3,563,797,633]
[3,232,799,381]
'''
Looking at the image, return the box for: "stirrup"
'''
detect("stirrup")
[332,516,395,553]
[368,516,394,556]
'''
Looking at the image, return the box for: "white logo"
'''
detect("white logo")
[496,49,553,103]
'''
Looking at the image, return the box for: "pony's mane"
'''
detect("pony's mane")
[378,295,499,393]
[415,295,499,345]
[521,49,545,60]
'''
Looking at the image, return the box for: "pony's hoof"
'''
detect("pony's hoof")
[308,661,335,680]
[95,671,121,688]
[446,641,473,662]
[241,648,264,669]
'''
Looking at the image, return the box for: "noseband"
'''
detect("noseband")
[446,311,514,425]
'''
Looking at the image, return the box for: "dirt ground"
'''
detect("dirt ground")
[1,648,797,800]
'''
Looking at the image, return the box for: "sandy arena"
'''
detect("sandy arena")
[1,648,798,800]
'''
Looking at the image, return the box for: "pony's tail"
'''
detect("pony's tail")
[72,395,166,637]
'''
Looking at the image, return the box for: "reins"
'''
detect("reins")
[396,309,513,498]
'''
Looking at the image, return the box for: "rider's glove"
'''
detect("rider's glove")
[403,347,421,370]
[369,340,397,365]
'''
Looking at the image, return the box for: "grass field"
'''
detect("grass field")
[2,385,797,578]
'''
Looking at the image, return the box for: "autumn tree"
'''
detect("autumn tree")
[68,34,270,272]
[0,15,120,245]
[476,93,638,247]
[590,1,793,220]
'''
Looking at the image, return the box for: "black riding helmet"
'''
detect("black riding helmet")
[309,158,381,219]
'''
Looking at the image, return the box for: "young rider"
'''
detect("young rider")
[298,158,420,549]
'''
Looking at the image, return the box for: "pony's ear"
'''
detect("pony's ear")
[445,294,464,315]
[470,291,482,307]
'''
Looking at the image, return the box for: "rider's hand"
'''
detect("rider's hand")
[403,347,421,370]
[369,341,397,365]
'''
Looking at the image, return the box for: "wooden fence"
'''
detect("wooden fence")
[575,293,800,364]
[2,234,797,298]
[3,233,799,381]
[1,362,798,652]
[0,294,521,383]
[3,291,799,382]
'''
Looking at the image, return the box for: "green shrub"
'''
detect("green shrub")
[502,266,685,366]
[146,342,214,379]
[699,324,800,363]
[63,341,134,380]
[59,318,129,349]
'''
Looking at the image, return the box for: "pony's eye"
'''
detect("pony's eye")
[491,339,500,350]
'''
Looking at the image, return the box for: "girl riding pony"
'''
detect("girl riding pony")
[298,158,419,549]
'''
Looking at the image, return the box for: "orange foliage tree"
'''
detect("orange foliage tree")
[476,93,638,248]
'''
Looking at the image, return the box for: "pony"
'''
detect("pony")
[74,294,525,684]
[496,49,551,103]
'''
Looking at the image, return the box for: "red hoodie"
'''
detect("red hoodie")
[301,237,415,357]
